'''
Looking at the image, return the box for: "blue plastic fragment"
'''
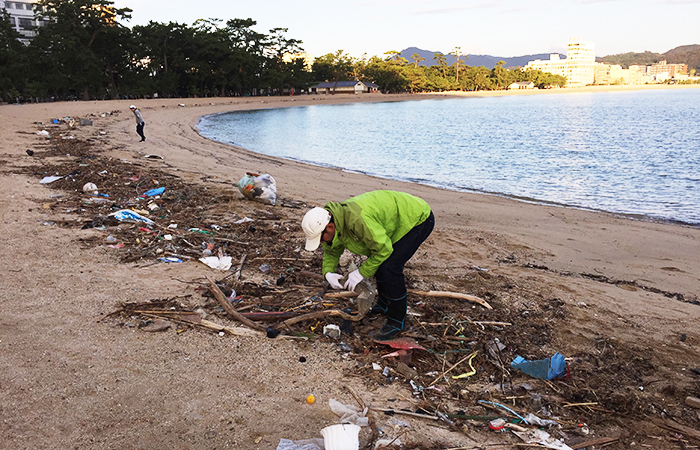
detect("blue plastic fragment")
[159,257,183,263]
[111,209,155,225]
[142,187,165,197]
[511,352,566,380]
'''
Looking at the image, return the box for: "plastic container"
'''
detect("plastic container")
[320,424,360,450]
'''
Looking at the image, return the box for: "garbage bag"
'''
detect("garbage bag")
[237,172,277,205]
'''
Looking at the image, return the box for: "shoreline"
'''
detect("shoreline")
[434,82,700,97]
[194,84,700,228]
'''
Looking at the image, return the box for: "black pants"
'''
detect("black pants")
[136,123,145,141]
[375,211,435,301]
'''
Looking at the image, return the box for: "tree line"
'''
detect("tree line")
[0,0,567,103]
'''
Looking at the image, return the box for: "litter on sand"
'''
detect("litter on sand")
[40,175,64,184]
[511,352,566,380]
[199,256,233,270]
[109,209,156,225]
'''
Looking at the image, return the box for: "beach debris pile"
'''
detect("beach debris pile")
[17,125,700,450]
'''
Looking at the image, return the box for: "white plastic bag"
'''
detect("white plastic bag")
[329,398,369,427]
[237,172,277,205]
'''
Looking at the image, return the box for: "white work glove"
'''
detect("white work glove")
[344,269,364,291]
[325,272,344,290]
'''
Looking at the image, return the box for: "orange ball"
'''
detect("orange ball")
[306,395,315,404]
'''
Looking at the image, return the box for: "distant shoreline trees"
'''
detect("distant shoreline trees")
[1,0,568,103]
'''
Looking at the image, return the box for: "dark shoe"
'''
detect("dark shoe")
[140,138,146,142]
[373,295,407,340]
[367,294,389,316]
[374,322,404,341]
[368,305,387,316]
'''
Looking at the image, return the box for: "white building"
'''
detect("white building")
[525,38,596,87]
[1,1,43,44]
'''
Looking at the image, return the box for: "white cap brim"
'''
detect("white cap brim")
[305,234,322,251]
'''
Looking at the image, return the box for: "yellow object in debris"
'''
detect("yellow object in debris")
[452,352,478,379]
[306,395,315,404]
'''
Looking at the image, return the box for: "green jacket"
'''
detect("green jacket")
[322,190,431,278]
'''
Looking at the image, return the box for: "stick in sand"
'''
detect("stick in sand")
[325,289,492,309]
[207,277,265,331]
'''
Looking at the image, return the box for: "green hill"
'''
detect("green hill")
[599,44,700,74]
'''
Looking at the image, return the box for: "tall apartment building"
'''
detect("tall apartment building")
[525,38,596,86]
[1,0,44,44]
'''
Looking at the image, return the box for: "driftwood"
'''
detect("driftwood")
[233,253,247,281]
[207,277,266,331]
[199,319,262,337]
[325,289,492,309]
[240,311,297,321]
[651,417,700,440]
[368,406,439,421]
[299,269,323,280]
[686,396,700,409]
[409,290,492,309]
[345,384,366,410]
[570,435,621,449]
[323,291,359,299]
[140,312,262,338]
[273,309,360,330]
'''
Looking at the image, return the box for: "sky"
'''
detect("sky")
[111,0,700,59]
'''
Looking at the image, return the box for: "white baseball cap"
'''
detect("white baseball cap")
[302,207,331,251]
[129,105,136,109]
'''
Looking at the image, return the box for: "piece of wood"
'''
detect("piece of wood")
[140,313,262,338]
[240,311,297,321]
[274,309,360,329]
[324,289,492,310]
[199,319,263,337]
[686,396,700,409]
[369,406,439,421]
[651,417,700,440]
[233,253,247,281]
[570,436,620,449]
[207,277,265,331]
[408,290,492,310]
[345,385,366,410]
[299,269,323,280]
[324,291,357,299]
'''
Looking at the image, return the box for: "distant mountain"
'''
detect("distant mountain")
[400,45,700,73]
[399,47,565,69]
[598,44,700,73]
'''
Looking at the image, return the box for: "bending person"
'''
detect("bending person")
[302,190,434,340]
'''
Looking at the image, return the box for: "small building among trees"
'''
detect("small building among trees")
[508,81,535,90]
[309,81,379,94]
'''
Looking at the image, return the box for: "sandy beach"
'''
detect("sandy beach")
[1,88,699,450]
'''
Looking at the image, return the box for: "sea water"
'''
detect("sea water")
[197,88,700,225]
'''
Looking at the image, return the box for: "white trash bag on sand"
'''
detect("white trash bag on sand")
[237,172,277,205]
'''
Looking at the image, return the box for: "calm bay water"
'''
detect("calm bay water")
[198,88,700,225]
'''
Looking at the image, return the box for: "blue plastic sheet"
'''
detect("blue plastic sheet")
[511,352,566,380]
[110,209,155,225]
[142,187,165,197]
